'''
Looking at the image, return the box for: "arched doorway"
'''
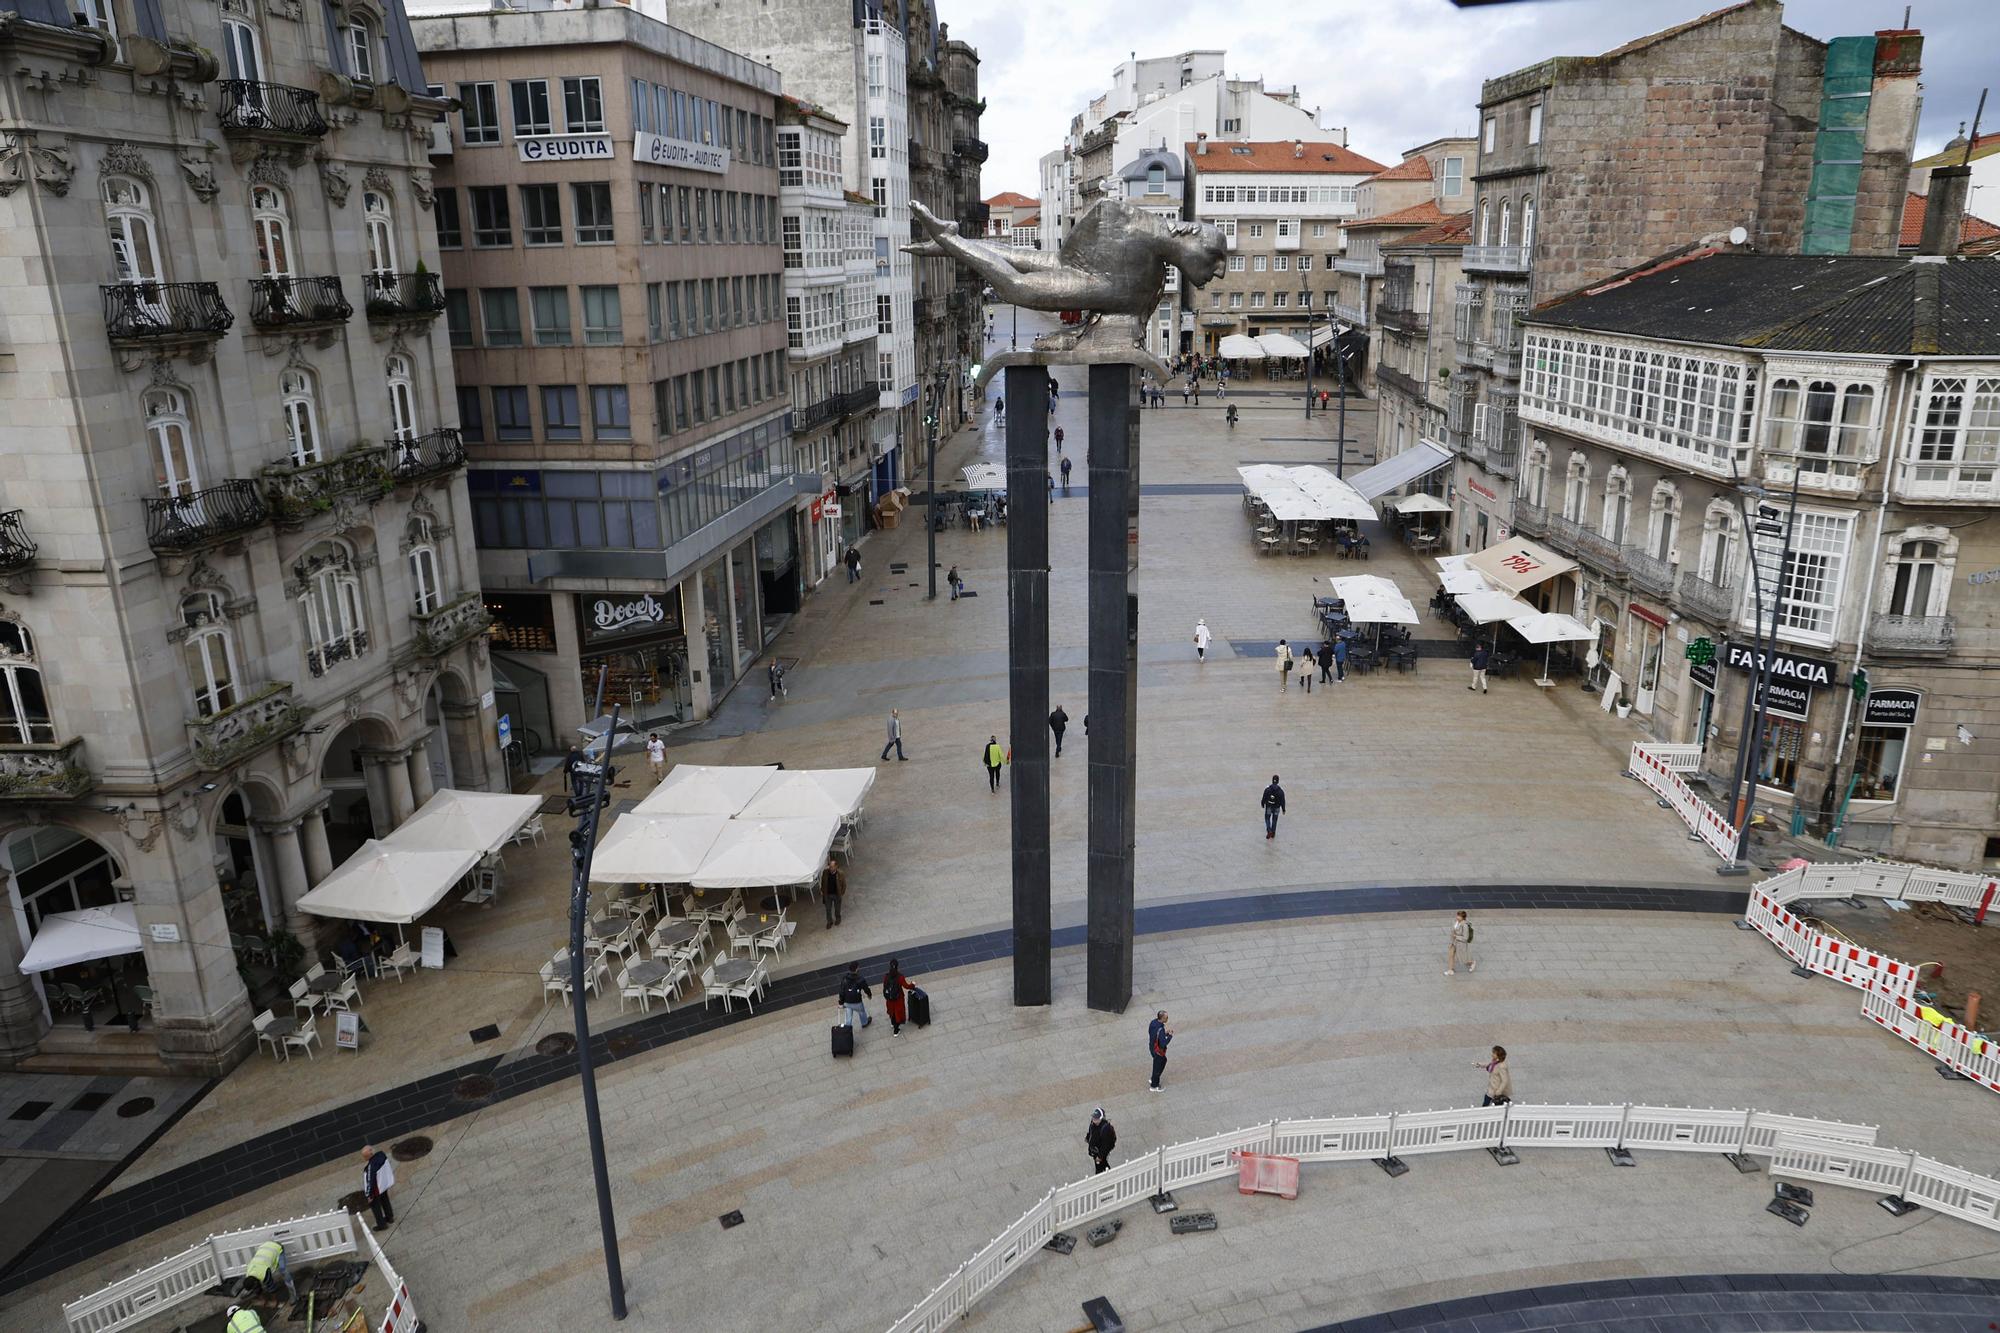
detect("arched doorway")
[430,668,495,794]
[318,716,398,865]
[4,827,148,1031]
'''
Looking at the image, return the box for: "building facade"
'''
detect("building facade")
[1185,139,1388,357]
[415,5,794,748]
[1449,2,1921,563]
[1516,253,1998,872]
[0,0,493,1073]
[1374,216,1472,508]
[1331,139,1475,391]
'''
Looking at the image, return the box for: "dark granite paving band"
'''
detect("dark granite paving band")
[1301,1273,2000,1333]
[0,881,1744,1295]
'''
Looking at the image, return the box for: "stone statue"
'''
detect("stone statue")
[906,198,1228,384]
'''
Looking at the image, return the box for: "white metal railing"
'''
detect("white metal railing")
[1628,742,1738,860]
[1463,244,1530,273]
[63,1210,417,1333]
[882,1102,1993,1333]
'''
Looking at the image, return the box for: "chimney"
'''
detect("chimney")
[1920,165,1972,255]
[1293,139,1304,158]
[1196,133,1208,156]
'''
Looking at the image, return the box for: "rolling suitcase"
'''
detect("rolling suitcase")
[832,1023,854,1057]
[908,987,931,1029]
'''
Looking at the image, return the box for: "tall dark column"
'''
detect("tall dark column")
[1086,364,1139,1012]
[1003,365,1051,1006]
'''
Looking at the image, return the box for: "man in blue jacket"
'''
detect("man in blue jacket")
[1147,1010,1173,1092]
[1261,775,1286,840]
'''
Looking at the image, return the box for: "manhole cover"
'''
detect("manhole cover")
[606,1034,639,1060]
[338,1190,369,1216]
[536,1032,576,1057]
[453,1075,495,1101]
[391,1136,433,1162]
[115,1097,155,1119]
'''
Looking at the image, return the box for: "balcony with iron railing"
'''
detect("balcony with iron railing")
[306,630,369,678]
[262,444,392,525]
[413,592,491,658]
[1867,613,1955,655]
[1622,547,1677,598]
[216,81,330,142]
[0,736,93,800]
[1574,527,1625,577]
[102,282,233,345]
[835,383,881,419]
[1078,125,1114,156]
[953,136,989,162]
[1373,364,1429,404]
[0,510,37,575]
[1676,571,1736,623]
[1332,301,1367,327]
[145,480,269,555]
[1375,303,1428,337]
[388,428,466,483]
[1463,244,1530,274]
[1544,512,1584,556]
[249,275,352,330]
[1512,499,1548,537]
[794,396,837,431]
[187,681,304,772]
[363,270,447,322]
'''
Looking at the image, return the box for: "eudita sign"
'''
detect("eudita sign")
[1722,641,1837,688]
[519,135,615,162]
[634,133,729,174]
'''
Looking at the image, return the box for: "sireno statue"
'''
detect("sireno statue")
[905,197,1228,385]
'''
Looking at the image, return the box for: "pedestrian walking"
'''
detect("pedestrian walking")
[1261,774,1286,839]
[1333,635,1349,681]
[1194,617,1211,662]
[1217,378,1227,400]
[880,708,906,762]
[1469,641,1492,694]
[768,659,786,699]
[882,958,917,1036]
[1049,705,1069,757]
[1086,1108,1118,1173]
[1046,473,1055,503]
[837,962,873,1032]
[822,855,844,927]
[1147,1010,1172,1091]
[1447,910,1476,975]
[1318,639,1334,685]
[360,1143,396,1230]
[1060,456,1072,491]
[982,734,1006,792]
[947,564,963,600]
[995,396,1005,418]
[1050,379,1060,402]
[845,546,862,584]
[563,743,584,784]
[1054,426,1065,452]
[1181,385,1190,407]
[1276,638,1294,690]
[1477,1046,1511,1105]
[645,732,667,782]
[1192,381,1202,407]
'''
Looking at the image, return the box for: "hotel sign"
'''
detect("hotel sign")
[634,132,729,174]
[519,134,615,163]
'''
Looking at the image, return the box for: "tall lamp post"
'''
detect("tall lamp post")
[925,360,947,601]
[1303,308,1349,479]
[1718,471,1802,875]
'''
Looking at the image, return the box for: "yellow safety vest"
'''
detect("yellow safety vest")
[243,1240,283,1283]
[227,1309,266,1333]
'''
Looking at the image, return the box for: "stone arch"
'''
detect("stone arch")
[0,822,129,1046]
[208,775,286,935]
[429,665,491,794]
[317,713,401,856]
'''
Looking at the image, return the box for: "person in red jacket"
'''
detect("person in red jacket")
[882,958,918,1037]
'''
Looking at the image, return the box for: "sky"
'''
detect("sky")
[969,0,1992,202]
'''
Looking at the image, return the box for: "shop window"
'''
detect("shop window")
[1851,725,1908,802]
[1753,714,1804,792]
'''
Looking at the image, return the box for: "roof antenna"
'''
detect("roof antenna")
[1902,5,1910,28]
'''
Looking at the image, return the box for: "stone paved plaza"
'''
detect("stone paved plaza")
[1,311,1990,1331]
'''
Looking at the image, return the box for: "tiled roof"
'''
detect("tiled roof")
[1345,199,1454,230]
[983,191,1037,207]
[1525,252,2000,357]
[1185,141,1387,175]
[843,190,874,206]
[1364,156,1432,183]
[1911,131,2000,169]
[1897,192,2000,248]
[1385,214,1473,248]
[1015,213,1040,228]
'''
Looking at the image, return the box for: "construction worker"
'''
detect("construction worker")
[237,1238,296,1302]
[225,1304,267,1332]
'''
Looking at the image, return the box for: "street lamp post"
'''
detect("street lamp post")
[925,365,943,601]
[1718,471,1802,875]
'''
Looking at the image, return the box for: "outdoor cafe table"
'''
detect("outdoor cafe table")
[627,958,674,987]
[652,920,701,949]
[587,916,629,940]
[305,974,345,997]
[711,958,757,985]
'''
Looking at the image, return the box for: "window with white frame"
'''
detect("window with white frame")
[280,368,322,465]
[1908,374,2000,495]
[562,76,604,134]
[1528,104,1543,144]
[76,0,118,52]
[1497,199,1511,247]
[1247,223,1264,239]
[346,16,375,84]
[1521,332,1758,475]
[1767,376,1877,471]
[298,543,367,674]
[572,182,613,243]
[459,82,499,144]
[1520,196,1535,250]
[180,593,239,717]
[1646,482,1679,562]
[103,175,161,285]
[1476,200,1489,247]
[385,354,417,443]
[0,623,55,744]
[251,185,293,279]
[869,117,886,159]
[1483,116,1495,152]
[1252,255,1267,272]
[409,536,442,616]
[1769,510,1852,642]
[1561,452,1589,522]
[363,190,396,275]
[1250,292,1265,308]
[1884,534,1949,618]
[145,386,199,497]
[1522,440,1549,507]
[511,79,551,136]
[1698,500,1739,588]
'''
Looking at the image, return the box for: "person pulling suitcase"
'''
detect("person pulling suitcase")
[833,962,872,1057]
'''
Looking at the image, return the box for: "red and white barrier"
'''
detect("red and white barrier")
[1628,743,1739,860]
[1862,990,2000,1095]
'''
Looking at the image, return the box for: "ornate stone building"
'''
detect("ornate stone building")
[0,0,491,1073]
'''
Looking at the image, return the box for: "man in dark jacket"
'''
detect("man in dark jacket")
[1261,775,1286,840]
[1318,639,1335,685]
[1469,641,1492,693]
[1049,705,1069,757]
[1147,1011,1172,1091]
[1333,636,1349,682]
[360,1144,395,1230]
[1086,1108,1117,1173]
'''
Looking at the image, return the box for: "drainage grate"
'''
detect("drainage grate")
[718,1209,745,1229]
[868,599,885,606]
[536,1032,576,1057]
[468,1024,501,1044]
[70,1092,112,1113]
[391,1136,433,1162]
[9,1101,50,1121]
[452,1075,496,1102]
[115,1097,155,1119]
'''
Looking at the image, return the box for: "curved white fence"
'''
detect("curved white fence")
[1742,859,1999,1095]
[62,1208,420,1333]
[1628,742,1738,860]
[879,1100,2000,1333]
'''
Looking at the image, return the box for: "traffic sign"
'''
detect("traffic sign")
[497,713,512,749]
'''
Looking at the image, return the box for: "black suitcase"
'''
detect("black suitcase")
[908,988,931,1028]
[832,1023,854,1057]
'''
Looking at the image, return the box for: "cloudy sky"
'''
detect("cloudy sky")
[971,0,1990,200]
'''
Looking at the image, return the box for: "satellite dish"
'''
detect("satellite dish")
[1727,226,1749,246]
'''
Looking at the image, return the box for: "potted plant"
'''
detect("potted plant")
[1614,694,1634,719]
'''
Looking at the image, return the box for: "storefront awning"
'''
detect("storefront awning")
[1467,535,1578,596]
[1218,334,1268,360]
[1256,332,1311,358]
[20,904,143,974]
[1345,440,1453,501]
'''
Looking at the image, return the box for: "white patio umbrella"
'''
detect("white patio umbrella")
[19,904,143,974]
[736,767,877,822]
[295,841,480,943]
[590,813,729,884]
[1388,494,1451,514]
[1505,610,1597,686]
[1218,333,1269,360]
[1434,553,1476,574]
[636,764,780,816]
[1439,568,1494,596]
[1328,573,1418,630]
[1457,588,1533,626]
[1256,332,1311,358]
[690,815,842,892]
[961,463,1007,492]
[387,789,542,856]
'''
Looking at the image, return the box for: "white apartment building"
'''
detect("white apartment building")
[1038,147,1071,252]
